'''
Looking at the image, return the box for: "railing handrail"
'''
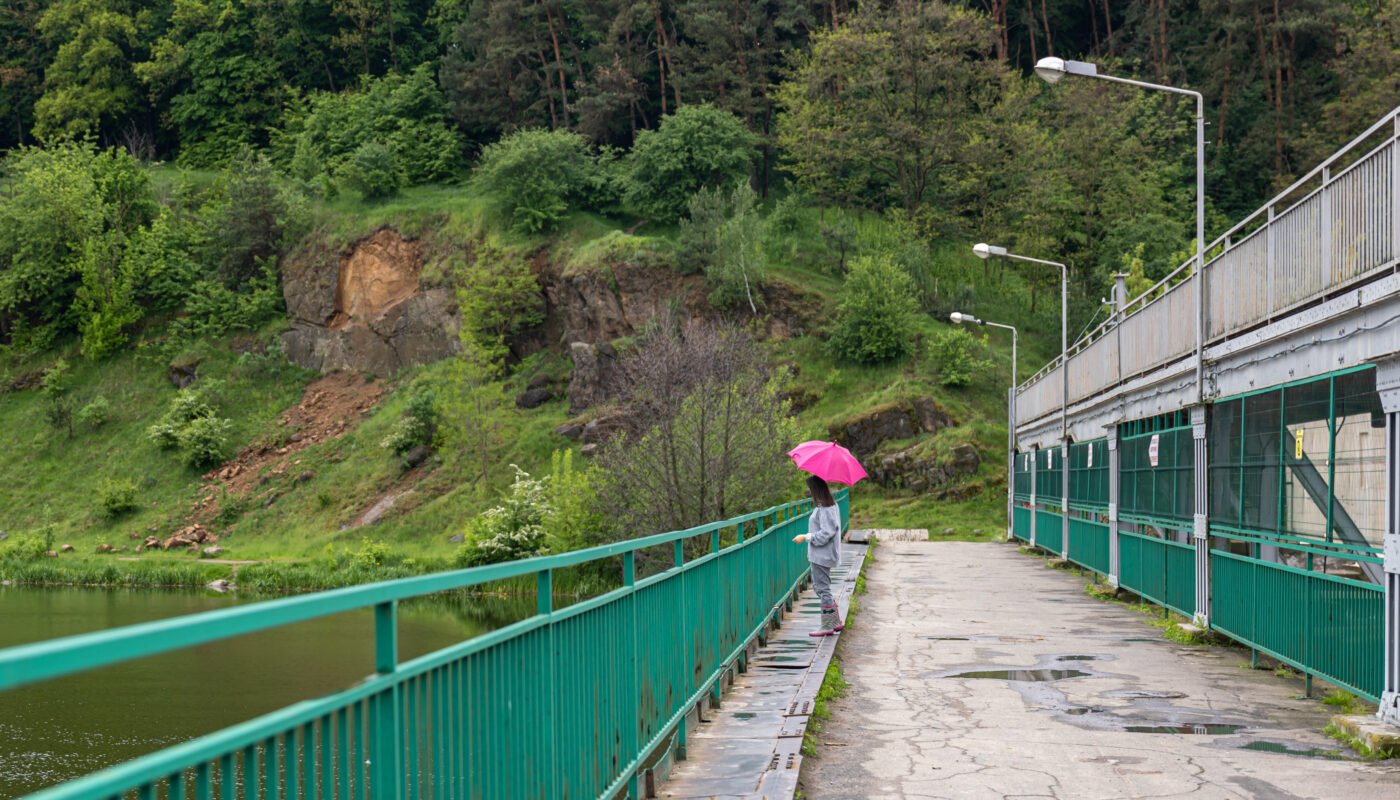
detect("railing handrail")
[0,493,832,695]
[1015,105,1400,416]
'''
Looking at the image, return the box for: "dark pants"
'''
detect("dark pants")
[811,563,835,607]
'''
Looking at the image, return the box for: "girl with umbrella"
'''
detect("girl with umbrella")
[787,441,867,637]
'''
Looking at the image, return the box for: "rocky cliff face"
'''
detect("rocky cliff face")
[281,228,459,377]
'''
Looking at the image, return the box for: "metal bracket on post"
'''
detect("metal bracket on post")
[1107,429,1120,588]
[1191,406,1210,628]
[1029,445,1038,549]
[1062,437,1072,558]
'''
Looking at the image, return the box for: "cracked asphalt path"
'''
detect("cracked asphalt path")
[800,541,1400,800]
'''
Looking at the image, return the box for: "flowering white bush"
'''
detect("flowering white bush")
[455,466,553,566]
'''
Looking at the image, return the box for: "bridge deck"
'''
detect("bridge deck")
[801,541,1400,799]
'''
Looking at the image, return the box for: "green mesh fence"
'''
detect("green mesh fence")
[1068,439,1109,510]
[1208,366,1384,548]
[1013,452,1033,501]
[1119,412,1194,524]
[1035,446,1062,502]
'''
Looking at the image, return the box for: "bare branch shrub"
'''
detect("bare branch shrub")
[594,315,801,551]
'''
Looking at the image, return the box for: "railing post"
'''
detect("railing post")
[372,601,403,800]
[1377,359,1400,727]
[1392,116,1400,266]
[623,551,640,799]
[1192,406,1211,627]
[1029,445,1038,548]
[1062,437,1071,558]
[1108,428,1120,588]
[1322,167,1333,283]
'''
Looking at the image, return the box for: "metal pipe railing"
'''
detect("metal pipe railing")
[1016,105,1400,429]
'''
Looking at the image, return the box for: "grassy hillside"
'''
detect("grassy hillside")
[0,181,1059,580]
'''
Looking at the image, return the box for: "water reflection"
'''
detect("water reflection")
[0,585,538,798]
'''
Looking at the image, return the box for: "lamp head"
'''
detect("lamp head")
[1034,57,1067,84]
[972,242,1006,260]
[950,312,966,324]
[1035,57,1099,84]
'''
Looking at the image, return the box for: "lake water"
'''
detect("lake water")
[0,586,536,798]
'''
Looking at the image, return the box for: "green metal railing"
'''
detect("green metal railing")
[1118,529,1195,617]
[1012,505,1032,542]
[1209,530,1384,701]
[1066,516,1109,576]
[0,490,848,800]
[1034,509,1063,554]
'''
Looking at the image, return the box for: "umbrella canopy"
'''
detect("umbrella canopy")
[787,440,868,486]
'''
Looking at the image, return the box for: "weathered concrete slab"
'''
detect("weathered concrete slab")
[660,543,868,800]
[801,541,1400,799]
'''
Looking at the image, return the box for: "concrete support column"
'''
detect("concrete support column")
[1192,406,1210,627]
[1062,437,1072,557]
[1378,360,1400,727]
[1108,428,1120,588]
[1029,445,1038,549]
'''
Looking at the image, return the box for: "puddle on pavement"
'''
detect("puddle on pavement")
[1125,724,1244,734]
[1104,689,1187,699]
[731,712,757,719]
[951,669,1091,682]
[1058,655,1101,661]
[917,636,969,641]
[1241,741,1345,759]
[1121,638,1168,643]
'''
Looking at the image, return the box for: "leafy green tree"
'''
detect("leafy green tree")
[0,142,154,346]
[33,0,144,142]
[676,185,727,276]
[706,183,765,313]
[135,0,296,166]
[828,254,918,365]
[0,1,54,150]
[336,140,402,198]
[287,64,463,186]
[928,326,993,387]
[205,148,307,287]
[775,0,1015,217]
[474,128,595,233]
[73,230,142,359]
[454,240,544,366]
[625,104,756,222]
[41,358,74,438]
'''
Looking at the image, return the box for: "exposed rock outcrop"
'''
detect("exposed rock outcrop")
[282,228,459,377]
[828,398,955,457]
[869,443,982,493]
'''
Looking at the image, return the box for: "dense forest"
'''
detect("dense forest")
[3,0,1398,342]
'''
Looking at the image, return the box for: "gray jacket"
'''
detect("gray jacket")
[805,504,842,568]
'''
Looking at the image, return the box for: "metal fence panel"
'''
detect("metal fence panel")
[1013,505,1032,542]
[1035,509,1063,553]
[1066,332,1119,406]
[1210,550,1383,700]
[1067,516,1109,575]
[1036,447,1063,501]
[1119,531,1195,617]
[1016,364,1063,427]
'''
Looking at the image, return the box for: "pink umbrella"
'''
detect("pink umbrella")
[787,440,868,486]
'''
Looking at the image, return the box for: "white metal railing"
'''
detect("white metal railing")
[1016,106,1400,428]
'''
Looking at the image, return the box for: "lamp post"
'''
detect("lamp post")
[1034,56,1206,402]
[972,244,1068,444]
[952,312,1016,539]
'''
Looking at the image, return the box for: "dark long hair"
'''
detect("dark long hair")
[806,475,836,507]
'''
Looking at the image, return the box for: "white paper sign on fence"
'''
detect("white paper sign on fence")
[1148,434,1160,468]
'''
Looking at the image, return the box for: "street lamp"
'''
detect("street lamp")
[952,312,1017,539]
[972,243,1067,444]
[1034,56,1206,401]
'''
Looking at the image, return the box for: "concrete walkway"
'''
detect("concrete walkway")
[801,541,1400,800]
